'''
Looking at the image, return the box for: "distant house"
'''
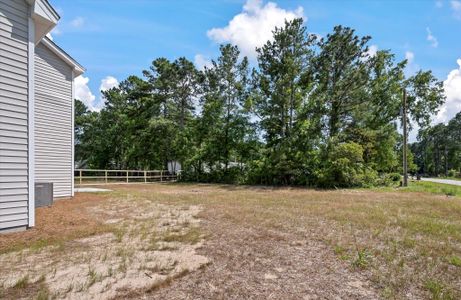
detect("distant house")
[0,0,84,232]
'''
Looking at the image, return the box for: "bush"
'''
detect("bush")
[388,172,402,182]
[378,172,402,186]
[447,169,458,178]
[316,142,377,188]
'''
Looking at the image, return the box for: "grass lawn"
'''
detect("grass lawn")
[401,180,461,197]
[1,182,461,299]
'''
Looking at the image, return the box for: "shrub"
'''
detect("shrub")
[378,172,402,186]
[388,172,402,182]
[316,142,377,188]
[447,169,457,178]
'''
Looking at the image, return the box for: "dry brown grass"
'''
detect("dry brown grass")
[1,183,460,299]
[0,187,208,300]
[0,274,50,300]
[0,193,112,254]
[113,183,461,299]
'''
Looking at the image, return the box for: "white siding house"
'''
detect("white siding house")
[35,40,75,198]
[0,0,83,232]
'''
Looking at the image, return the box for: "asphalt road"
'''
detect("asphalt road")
[420,178,461,186]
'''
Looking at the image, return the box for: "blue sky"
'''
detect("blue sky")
[49,0,461,132]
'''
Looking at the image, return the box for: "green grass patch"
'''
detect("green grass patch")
[448,255,461,267]
[424,279,454,300]
[13,275,29,289]
[160,227,202,244]
[402,181,461,197]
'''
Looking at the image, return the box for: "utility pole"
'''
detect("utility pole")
[402,89,408,187]
[445,145,448,177]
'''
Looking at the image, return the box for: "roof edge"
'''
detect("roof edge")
[40,37,85,76]
[27,0,60,22]
[42,0,60,20]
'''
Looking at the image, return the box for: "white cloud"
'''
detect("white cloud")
[74,76,119,111]
[206,0,305,60]
[405,51,414,63]
[194,54,212,70]
[366,44,378,57]
[75,75,96,110]
[435,59,461,123]
[404,51,420,76]
[426,27,438,48]
[51,27,62,36]
[70,17,85,28]
[99,76,119,93]
[97,76,119,111]
[360,44,378,62]
[452,0,461,18]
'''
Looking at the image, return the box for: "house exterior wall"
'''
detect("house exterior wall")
[34,42,73,198]
[0,0,30,230]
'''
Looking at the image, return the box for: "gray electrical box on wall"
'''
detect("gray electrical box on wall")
[35,183,53,208]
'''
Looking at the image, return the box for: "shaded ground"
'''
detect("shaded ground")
[1,183,461,299]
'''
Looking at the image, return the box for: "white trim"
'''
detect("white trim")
[26,0,60,22]
[27,0,59,44]
[28,14,36,228]
[37,0,60,22]
[40,38,85,76]
[71,72,75,197]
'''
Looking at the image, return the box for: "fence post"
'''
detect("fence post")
[79,170,82,185]
[144,170,147,183]
[126,170,129,183]
[105,170,108,184]
[160,170,163,182]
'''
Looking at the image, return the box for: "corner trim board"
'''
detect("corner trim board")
[71,71,75,197]
[28,14,36,227]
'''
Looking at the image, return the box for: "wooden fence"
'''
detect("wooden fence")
[74,169,177,186]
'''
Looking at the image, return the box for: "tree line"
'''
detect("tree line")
[411,112,461,178]
[75,19,447,187]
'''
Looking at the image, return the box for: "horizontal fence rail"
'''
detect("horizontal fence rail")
[75,169,177,186]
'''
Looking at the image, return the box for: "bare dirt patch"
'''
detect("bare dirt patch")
[113,183,461,299]
[0,188,208,300]
[150,210,379,299]
[2,183,461,299]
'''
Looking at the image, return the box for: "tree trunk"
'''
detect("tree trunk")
[329,100,340,138]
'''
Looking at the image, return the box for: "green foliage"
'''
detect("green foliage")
[412,113,461,177]
[447,169,456,177]
[316,142,378,188]
[424,279,454,300]
[352,248,371,269]
[448,255,461,267]
[75,18,446,188]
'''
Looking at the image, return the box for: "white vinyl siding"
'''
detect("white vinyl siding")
[0,0,29,230]
[34,43,73,198]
